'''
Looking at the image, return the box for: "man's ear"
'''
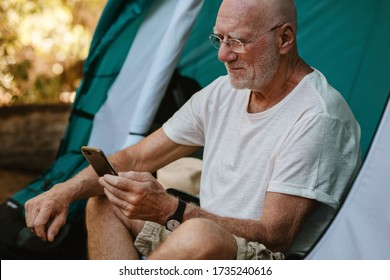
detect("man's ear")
[278,23,296,54]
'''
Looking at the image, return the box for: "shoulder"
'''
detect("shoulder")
[301,70,352,115]
[280,69,360,145]
[291,70,358,126]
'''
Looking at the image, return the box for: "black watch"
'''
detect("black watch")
[165,199,187,231]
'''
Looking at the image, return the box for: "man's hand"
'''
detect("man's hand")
[24,187,70,242]
[99,171,178,225]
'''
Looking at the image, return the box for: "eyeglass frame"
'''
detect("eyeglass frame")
[209,23,285,53]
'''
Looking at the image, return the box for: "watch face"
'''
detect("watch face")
[167,219,180,231]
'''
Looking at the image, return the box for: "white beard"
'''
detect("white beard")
[227,46,280,91]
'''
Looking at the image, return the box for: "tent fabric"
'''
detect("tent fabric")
[59,0,154,155]
[10,0,154,220]
[88,0,204,154]
[306,96,390,260]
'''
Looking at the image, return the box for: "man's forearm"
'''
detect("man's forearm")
[51,165,105,202]
[182,193,318,253]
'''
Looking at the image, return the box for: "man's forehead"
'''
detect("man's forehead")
[214,15,240,31]
[212,26,241,40]
[218,0,264,17]
[215,0,264,33]
[214,14,257,38]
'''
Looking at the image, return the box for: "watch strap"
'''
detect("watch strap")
[165,199,186,230]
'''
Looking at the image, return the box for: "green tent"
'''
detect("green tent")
[5,0,390,259]
[11,0,155,219]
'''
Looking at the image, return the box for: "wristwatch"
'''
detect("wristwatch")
[165,199,187,231]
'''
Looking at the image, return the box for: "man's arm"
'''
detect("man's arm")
[102,170,318,253]
[184,192,318,252]
[25,128,199,242]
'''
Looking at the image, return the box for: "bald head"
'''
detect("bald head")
[266,0,297,31]
[218,0,297,35]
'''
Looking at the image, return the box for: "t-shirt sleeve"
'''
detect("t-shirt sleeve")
[268,114,360,208]
[162,86,207,147]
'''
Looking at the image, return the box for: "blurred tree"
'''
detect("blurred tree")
[0,0,106,106]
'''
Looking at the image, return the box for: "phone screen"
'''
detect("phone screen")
[81,146,118,177]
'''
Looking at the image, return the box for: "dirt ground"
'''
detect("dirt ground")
[0,169,41,204]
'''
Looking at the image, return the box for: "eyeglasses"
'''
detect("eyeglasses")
[209,23,285,53]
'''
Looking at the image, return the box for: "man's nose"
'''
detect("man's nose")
[218,43,237,63]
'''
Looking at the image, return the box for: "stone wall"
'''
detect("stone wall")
[0,104,71,172]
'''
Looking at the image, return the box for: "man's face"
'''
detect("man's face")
[214,0,280,91]
[221,38,280,91]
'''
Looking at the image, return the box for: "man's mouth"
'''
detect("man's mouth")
[227,65,244,71]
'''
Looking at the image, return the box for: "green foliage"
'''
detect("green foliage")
[0,0,106,106]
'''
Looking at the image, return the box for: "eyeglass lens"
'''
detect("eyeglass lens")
[209,34,244,53]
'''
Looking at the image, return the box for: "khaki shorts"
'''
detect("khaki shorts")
[134,221,284,260]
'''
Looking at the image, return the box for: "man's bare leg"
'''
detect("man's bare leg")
[148,218,237,260]
[86,196,144,259]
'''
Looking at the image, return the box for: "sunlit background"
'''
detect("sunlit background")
[0,0,106,106]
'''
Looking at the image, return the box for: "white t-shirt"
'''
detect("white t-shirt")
[163,69,361,256]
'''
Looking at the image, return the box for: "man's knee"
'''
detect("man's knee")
[178,218,236,245]
[86,196,110,219]
[157,218,237,259]
[86,196,144,237]
[176,218,225,240]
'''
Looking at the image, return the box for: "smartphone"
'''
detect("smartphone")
[81,146,118,177]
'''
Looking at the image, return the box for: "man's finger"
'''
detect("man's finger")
[104,188,134,215]
[46,215,66,242]
[100,175,136,192]
[25,206,39,229]
[32,208,54,241]
[118,171,153,182]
